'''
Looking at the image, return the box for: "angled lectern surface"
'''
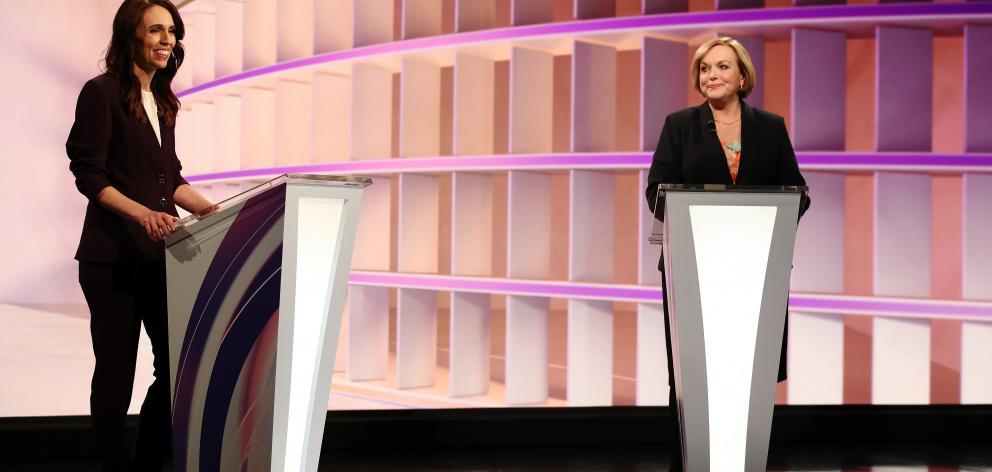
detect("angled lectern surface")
[164,174,371,472]
[650,184,806,472]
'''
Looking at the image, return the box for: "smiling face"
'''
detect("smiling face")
[133,5,175,73]
[697,44,744,103]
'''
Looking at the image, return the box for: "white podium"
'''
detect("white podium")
[164,174,371,472]
[651,184,806,472]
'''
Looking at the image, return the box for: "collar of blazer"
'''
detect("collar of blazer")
[696,99,758,186]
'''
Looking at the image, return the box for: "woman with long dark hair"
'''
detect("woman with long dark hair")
[66,1,212,469]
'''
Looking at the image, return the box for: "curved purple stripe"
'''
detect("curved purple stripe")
[172,186,286,471]
[177,3,991,98]
[199,248,282,472]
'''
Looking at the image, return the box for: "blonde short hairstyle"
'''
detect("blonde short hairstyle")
[691,37,757,98]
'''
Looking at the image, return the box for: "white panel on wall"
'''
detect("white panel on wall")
[347,286,390,381]
[450,292,492,397]
[402,0,443,39]
[638,170,662,286]
[788,312,844,404]
[399,174,440,273]
[278,0,314,62]
[243,0,277,69]
[315,0,354,53]
[570,170,614,283]
[335,302,349,373]
[189,104,214,175]
[507,171,552,279]
[354,0,395,47]
[211,95,242,173]
[452,172,493,276]
[961,321,992,404]
[963,173,992,300]
[401,59,442,158]
[241,87,275,168]
[873,317,930,404]
[636,303,668,405]
[510,47,554,154]
[215,0,244,77]
[351,178,391,271]
[641,37,688,151]
[454,53,495,155]
[874,172,931,297]
[351,64,393,161]
[312,72,351,163]
[397,288,438,389]
[572,41,617,152]
[567,299,613,406]
[791,172,844,293]
[505,295,550,404]
[187,10,216,86]
[511,0,554,26]
[275,79,313,166]
[176,105,193,170]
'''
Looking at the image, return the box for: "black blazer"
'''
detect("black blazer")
[67,73,188,263]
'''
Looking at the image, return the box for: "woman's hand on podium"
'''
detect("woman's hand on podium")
[136,208,178,242]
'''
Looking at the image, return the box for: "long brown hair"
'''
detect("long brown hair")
[103,0,185,125]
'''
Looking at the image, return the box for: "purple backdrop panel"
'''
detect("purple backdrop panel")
[876,26,933,152]
[965,25,992,152]
[794,0,844,5]
[643,0,688,14]
[791,28,846,151]
[718,32,764,108]
[574,0,616,19]
[641,37,689,151]
[716,0,763,10]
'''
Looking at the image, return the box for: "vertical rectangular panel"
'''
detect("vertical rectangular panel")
[347,286,390,380]
[572,41,617,152]
[510,47,554,153]
[507,171,552,278]
[875,173,931,297]
[636,303,668,405]
[400,59,441,157]
[873,317,930,404]
[176,106,193,168]
[641,37,688,151]
[354,0,395,47]
[452,173,493,276]
[278,0,313,61]
[506,296,549,404]
[876,27,933,151]
[397,288,438,389]
[963,174,992,300]
[643,0,689,13]
[215,0,244,77]
[315,0,354,53]
[450,292,491,396]
[190,104,214,175]
[275,79,313,166]
[243,0,277,69]
[188,10,216,86]
[961,321,992,404]
[241,87,275,168]
[965,25,992,152]
[511,0,554,25]
[793,0,844,6]
[454,54,495,155]
[312,73,351,163]
[351,64,394,161]
[788,313,844,404]
[569,170,614,283]
[930,175,962,404]
[456,0,497,32]
[399,174,440,273]
[791,172,844,293]
[638,170,662,286]
[844,174,874,404]
[567,300,613,406]
[715,0,762,10]
[402,0,443,39]
[573,0,615,18]
[791,29,845,150]
[351,179,392,271]
[212,96,242,173]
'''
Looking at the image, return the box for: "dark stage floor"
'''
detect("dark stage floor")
[4,441,992,471]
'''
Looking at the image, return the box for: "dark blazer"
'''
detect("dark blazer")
[67,73,188,263]
[644,100,809,384]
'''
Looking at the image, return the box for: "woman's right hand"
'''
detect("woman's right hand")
[135,209,178,242]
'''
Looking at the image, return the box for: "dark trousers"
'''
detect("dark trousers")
[79,261,172,472]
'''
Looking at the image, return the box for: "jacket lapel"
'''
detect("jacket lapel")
[696,102,734,185]
[737,100,757,185]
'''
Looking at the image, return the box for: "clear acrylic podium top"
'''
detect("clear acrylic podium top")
[649,183,808,245]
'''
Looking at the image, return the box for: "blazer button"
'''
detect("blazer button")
[157,173,166,184]
[158,197,167,208]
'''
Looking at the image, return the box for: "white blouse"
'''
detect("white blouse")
[141,89,162,146]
